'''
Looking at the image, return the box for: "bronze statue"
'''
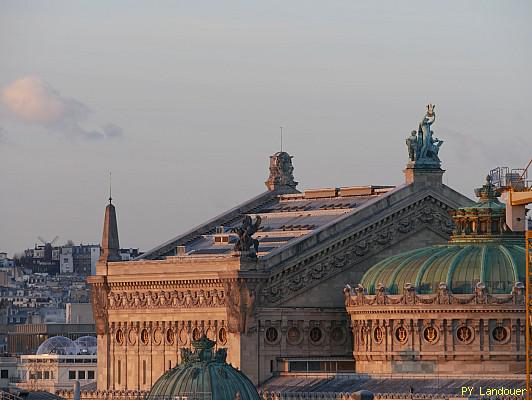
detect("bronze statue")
[406,104,443,165]
[232,215,261,256]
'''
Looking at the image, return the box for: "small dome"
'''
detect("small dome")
[147,336,260,400]
[36,336,79,355]
[74,336,97,355]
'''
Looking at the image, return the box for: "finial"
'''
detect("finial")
[280,126,283,152]
[109,171,112,204]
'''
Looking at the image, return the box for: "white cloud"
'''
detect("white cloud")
[2,76,123,140]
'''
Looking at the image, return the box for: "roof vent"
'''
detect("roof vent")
[176,246,186,256]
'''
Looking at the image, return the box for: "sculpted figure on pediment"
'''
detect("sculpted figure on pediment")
[184,290,193,306]
[354,240,370,256]
[375,284,387,305]
[121,292,128,308]
[198,290,206,306]
[343,284,352,307]
[475,282,488,304]
[398,217,415,233]
[210,289,219,306]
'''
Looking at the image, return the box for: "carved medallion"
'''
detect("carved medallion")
[140,328,150,345]
[166,328,175,345]
[265,327,279,344]
[331,326,347,345]
[192,328,201,341]
[492,326,509,343]
[218,327,227,345]
[153,328,163,346]
[127,328,137,345]
[373,327,384,344]
[115,328,124,345]
[206,327,216,341]
[456,326,474,344]
[309,327,323,344]
[423,326,438,344]
[179,328,188,345]
[395,326,408,344]
[287,327,302,345]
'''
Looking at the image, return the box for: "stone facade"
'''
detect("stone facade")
[345,283,525,374]
[89,159,471,391]
[89,110,473,392]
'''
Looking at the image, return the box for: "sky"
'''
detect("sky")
[1,1,531,256]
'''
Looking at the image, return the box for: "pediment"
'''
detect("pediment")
[259,191,464,307]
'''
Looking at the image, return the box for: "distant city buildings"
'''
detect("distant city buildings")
[17,243,141,276]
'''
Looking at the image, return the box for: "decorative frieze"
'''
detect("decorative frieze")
[107,288,226,310]
[344,282,525,307]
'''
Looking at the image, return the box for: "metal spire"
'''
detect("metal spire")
[109,171,112,204]
[280,126,283,152]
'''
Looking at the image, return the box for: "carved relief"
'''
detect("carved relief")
[90,280,110,335]
[492,325,510,344]
[395,326,408,344]
[330,326,347,345]
[456,325,474,344]
[423,326,438,344]
[107,288,226,310]
[345,282,524,307]
[373,326,384,344]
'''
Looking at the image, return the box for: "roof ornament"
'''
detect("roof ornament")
[108,171,113,204]
[265,150,298,191]
[231,215,261,258]
[406,104,444,168]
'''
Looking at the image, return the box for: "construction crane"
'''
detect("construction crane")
[490,159,532,399]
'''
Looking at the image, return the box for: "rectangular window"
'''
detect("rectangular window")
[68,370,76,380]
[78,371,85,380]
[44,371,50,380]
[36,371,42,380]
[0,369,8,379]
[88,370,95,380]
[117,360,121,385]
[142,360,146,385]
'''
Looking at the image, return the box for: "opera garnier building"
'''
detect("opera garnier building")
[87,105,525,397]
[344,175,525,375]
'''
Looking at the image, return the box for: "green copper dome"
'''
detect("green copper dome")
[147,336,260,400]
[360,177,526,295]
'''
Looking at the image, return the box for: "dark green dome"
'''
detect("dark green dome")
[147,336,260,400]
[360,176,526,295]
[360,243,524,295]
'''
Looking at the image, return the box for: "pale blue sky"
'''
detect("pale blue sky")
[1,1,531,255]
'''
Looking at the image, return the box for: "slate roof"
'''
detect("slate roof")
[138,186,395,260]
